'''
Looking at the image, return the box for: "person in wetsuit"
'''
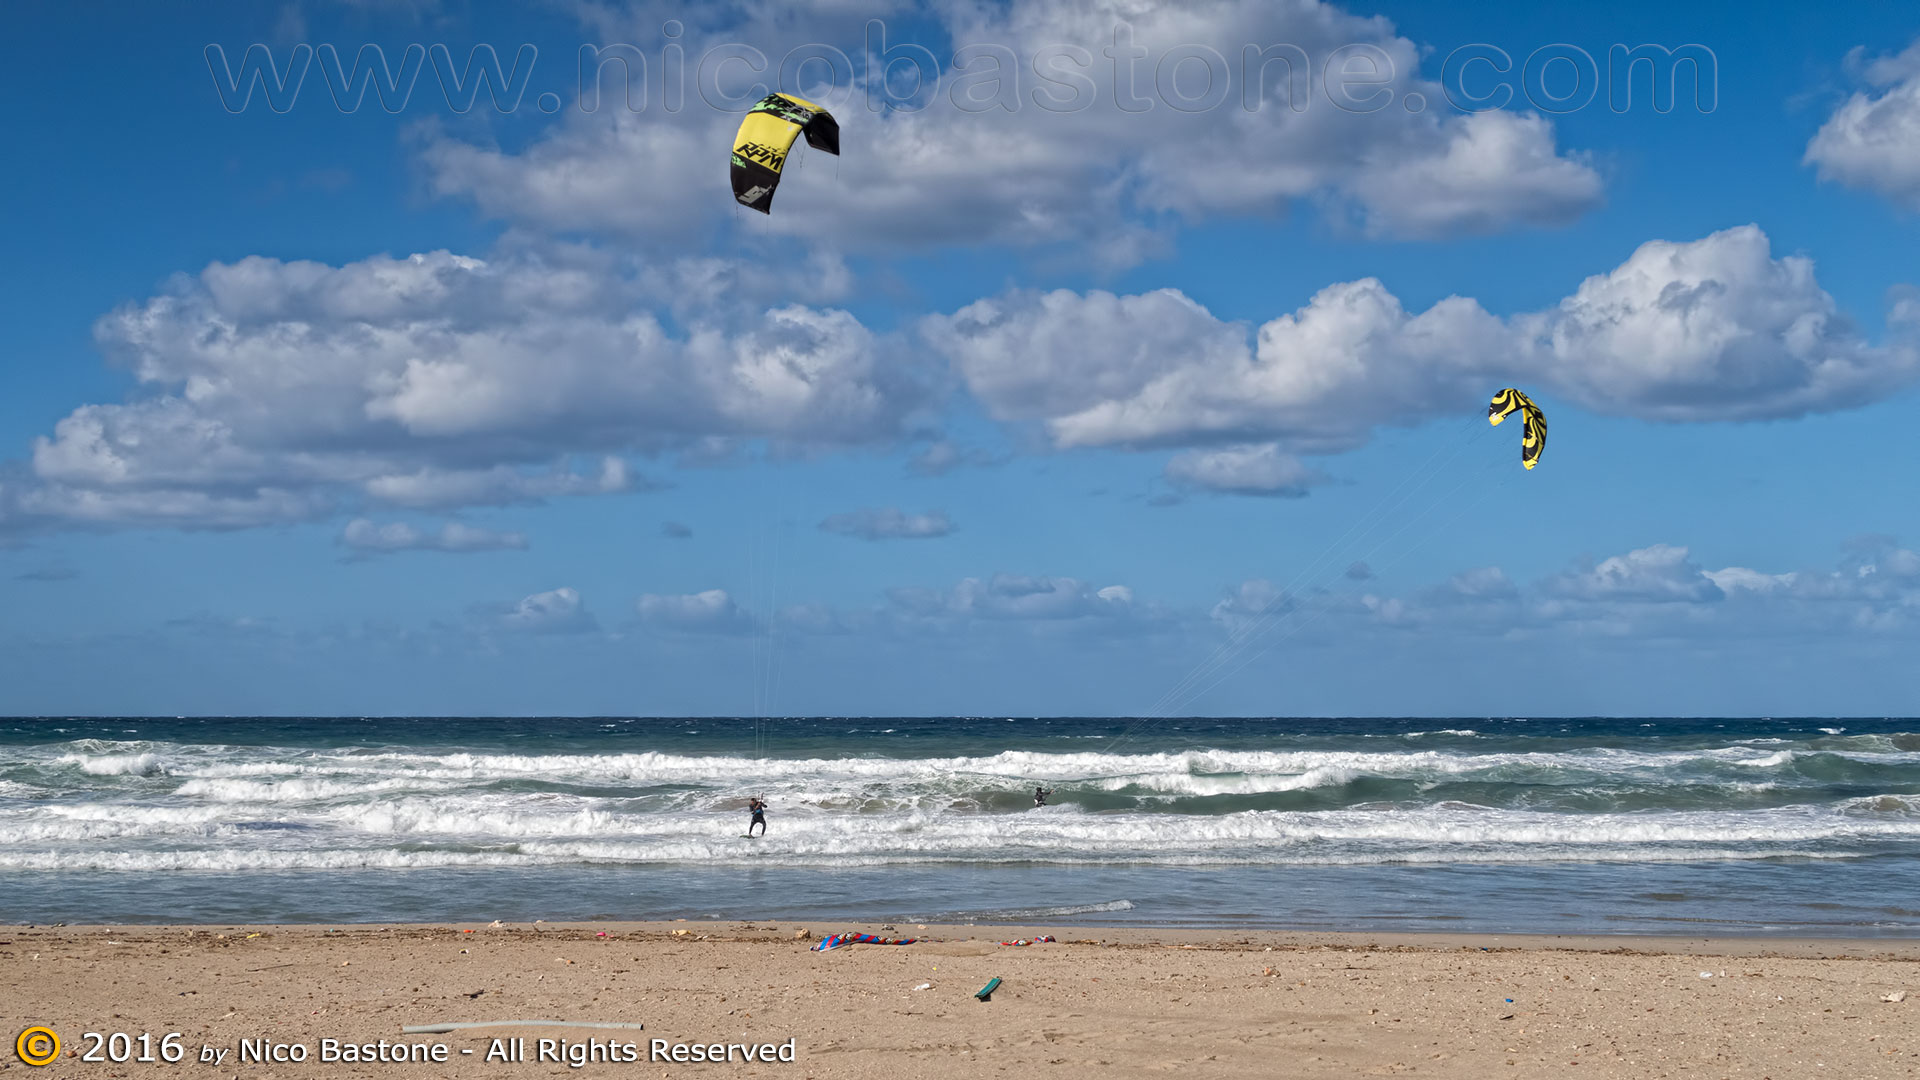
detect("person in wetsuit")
[747,797,767,837]
[1033,786,1053,807]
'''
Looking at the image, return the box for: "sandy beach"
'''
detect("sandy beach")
[4,922,1917,1078]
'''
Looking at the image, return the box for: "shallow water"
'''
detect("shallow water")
[3,716,1917,935]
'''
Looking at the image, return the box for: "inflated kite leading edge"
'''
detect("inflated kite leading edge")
[731,93,840,214]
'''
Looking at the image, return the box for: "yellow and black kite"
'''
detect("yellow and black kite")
[1487,388,1547,470]
[730,93,840,214]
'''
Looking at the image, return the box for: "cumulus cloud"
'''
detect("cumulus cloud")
[819,507,954,540]
[1164,443,1326,496]
[636,589,759,634]
[421,0,1600,259]
[339,518,528,556]
[499,587,598,634]
[925,225,1920,454]
[1543,545,1724,604]
[888,573,1136,622]
[1342,538,1920,639]
[361,460,638,510]
[1209,578,1293,633]
[1805,38,1920,210]
[7,250,923,532]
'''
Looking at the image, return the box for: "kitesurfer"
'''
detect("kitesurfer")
[747,797,767,837]
[1033,786,1052,808]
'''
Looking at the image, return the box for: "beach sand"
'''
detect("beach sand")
[4,922,1917,1077]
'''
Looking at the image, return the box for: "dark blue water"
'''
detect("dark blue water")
[3,716,1917,935]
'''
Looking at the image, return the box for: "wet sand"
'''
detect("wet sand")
[3,922,1917,1077]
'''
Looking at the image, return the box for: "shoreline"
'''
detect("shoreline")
[13,920,1920,957]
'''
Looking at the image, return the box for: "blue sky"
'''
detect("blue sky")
[2,0,1918,716]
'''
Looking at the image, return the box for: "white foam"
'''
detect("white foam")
[56,752,166,776]
[976,899,1137,919]
[173,777,459,802]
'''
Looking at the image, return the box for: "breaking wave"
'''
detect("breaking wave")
[5,719,1920,880]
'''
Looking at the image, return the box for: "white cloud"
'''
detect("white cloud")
[888,573,1136,622]
[1438,566,1518,602]
[1340,538,1920,640]
[819,507,954,539]
[1702,566,1797,595]
[499,587,598,634]
[636,589,759,634]
[1165,443,1325,496]
[1209,578,1292,633]
[1338,111,1602,238]
[1519,226,1909,421]
[9,250,923,532]
[362,460,637,510]
[339,518,528,555]
[1805,39,1920,210]
[926,226,1920,454]
[420,0,1600,259]
[1544,544,1724,604]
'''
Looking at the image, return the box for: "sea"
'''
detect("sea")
[3,716,1918,937]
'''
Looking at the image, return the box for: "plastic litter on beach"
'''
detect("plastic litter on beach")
[999,935,1056,947]
[913,983,932,991]
[975,977,1003,1002]
[1883,991,1908,1003]
[812,932,922,952]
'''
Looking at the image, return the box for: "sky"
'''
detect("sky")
[2,0,1918,717]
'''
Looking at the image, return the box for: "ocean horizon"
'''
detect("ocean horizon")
[4,715,1918,937]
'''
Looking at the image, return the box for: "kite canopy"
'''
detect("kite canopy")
[731,93,840,214]
[1487,388,1548,470]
